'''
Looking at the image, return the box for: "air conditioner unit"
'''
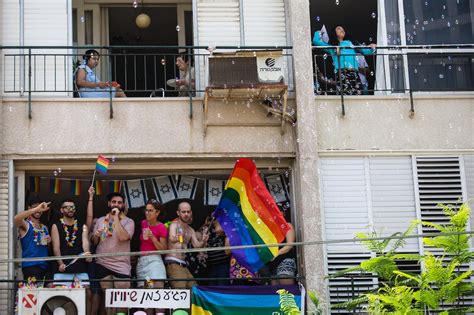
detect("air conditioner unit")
[208,50,285,87]
[18,288,85,315]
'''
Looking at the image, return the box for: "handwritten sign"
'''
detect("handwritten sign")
[105,289,190,309]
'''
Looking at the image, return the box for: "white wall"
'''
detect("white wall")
[316,95,474,151]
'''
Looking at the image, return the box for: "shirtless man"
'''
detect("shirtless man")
[164,202,209,288]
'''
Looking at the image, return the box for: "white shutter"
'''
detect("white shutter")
[415,156,464,230]
[0,161,10,313]
[2,0,21,95]
[369,157,418,252]
[320,158,370,253]
[196,0,241,46]
[24,0,69,96]
[241,0,287,46]
[463,155,474,205]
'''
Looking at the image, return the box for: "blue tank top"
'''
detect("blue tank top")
[20,221,49,269]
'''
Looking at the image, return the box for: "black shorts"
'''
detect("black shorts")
[22,265,52,281]
[95,263,130,280]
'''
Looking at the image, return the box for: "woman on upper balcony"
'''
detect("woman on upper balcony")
[75,49,126,98]
[313,25,376,95]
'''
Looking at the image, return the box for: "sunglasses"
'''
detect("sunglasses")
[62,205,76,211]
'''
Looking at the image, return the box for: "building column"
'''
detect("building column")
[287,0,327,302]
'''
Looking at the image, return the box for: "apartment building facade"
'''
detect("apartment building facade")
[0,0,473,313]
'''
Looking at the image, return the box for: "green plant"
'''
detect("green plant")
[331,203,473,314]
[277,289,325,315]
[277,289,300,315]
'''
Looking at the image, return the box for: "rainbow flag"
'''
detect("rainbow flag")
[94,180,103,195]
[214,158,290,273]
[29,176,41,193]
[192,285,301,315]
[70,179,81,196]
[95,155,110,174]
[50,178,61,194]
[109,180,122,193]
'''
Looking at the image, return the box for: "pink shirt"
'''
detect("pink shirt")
[93,215,135,275]
[140,220,168,252]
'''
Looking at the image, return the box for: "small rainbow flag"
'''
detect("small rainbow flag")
[95,155,110,174]
[70,179,81,196]
[214,158,290,273]
[50,178,61,194]
[29,176,41,193]
[94,180,103,195]
[109,180,122,193]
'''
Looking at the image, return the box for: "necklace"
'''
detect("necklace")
[30,220,47,246]
[101,216,114,240]
[60,218,78,247]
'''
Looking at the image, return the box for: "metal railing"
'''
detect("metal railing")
[313,44,474,116]
[1,45,294,119]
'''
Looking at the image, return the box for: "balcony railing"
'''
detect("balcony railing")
[1,45,294,119]
[313,44,474,115]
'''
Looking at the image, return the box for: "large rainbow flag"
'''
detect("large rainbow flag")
[214,158,290,273]
[192,285,302,315]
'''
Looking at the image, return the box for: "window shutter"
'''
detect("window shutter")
[370,157,418,252]
[415,156,464,231]
[463,155,474,203]
[320,158,370,253]
[241,0,287,46]
[0,161,10,313]
[196,0,241,46]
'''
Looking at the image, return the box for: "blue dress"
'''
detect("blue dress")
[77,64,116,98]
[312,31,374,71]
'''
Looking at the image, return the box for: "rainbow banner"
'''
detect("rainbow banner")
[95,155,110,174]
[214,158,290,273]
[70,179,81,196]
[29,176,41,193]
[49,178,61,194]
[94,180,103,195]
[109,180,122,193]
[192,285,302,315]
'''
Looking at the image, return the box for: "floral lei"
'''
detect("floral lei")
[30,220,47,246]
[60,218,78,247]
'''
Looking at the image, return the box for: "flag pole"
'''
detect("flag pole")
[91,169,97,187]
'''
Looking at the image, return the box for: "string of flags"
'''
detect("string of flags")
[28,174,290,209]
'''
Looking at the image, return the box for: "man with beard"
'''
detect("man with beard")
[91,192,134,314]
[51,187,94,290]
[14,198,52,283]
[165,201,209,289]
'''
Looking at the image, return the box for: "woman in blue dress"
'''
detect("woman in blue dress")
[76,49,126,98]
[313,25,376,95]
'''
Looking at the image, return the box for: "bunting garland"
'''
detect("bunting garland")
[28,172,290,208]
[29,176,41,193]
[94,180,103,195]
[70,179,81,196]
[50,178,61,194]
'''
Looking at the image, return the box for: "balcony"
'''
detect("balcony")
[0,45,296,158]
[312,44,474,115]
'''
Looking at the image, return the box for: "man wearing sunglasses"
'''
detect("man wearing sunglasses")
[51,187,94,290]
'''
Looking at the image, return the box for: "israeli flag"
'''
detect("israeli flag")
[123,180,148,208]
[176,176,198,199]
[264,175,289,203]
[204,179,226,205]
[152,176,178,204]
